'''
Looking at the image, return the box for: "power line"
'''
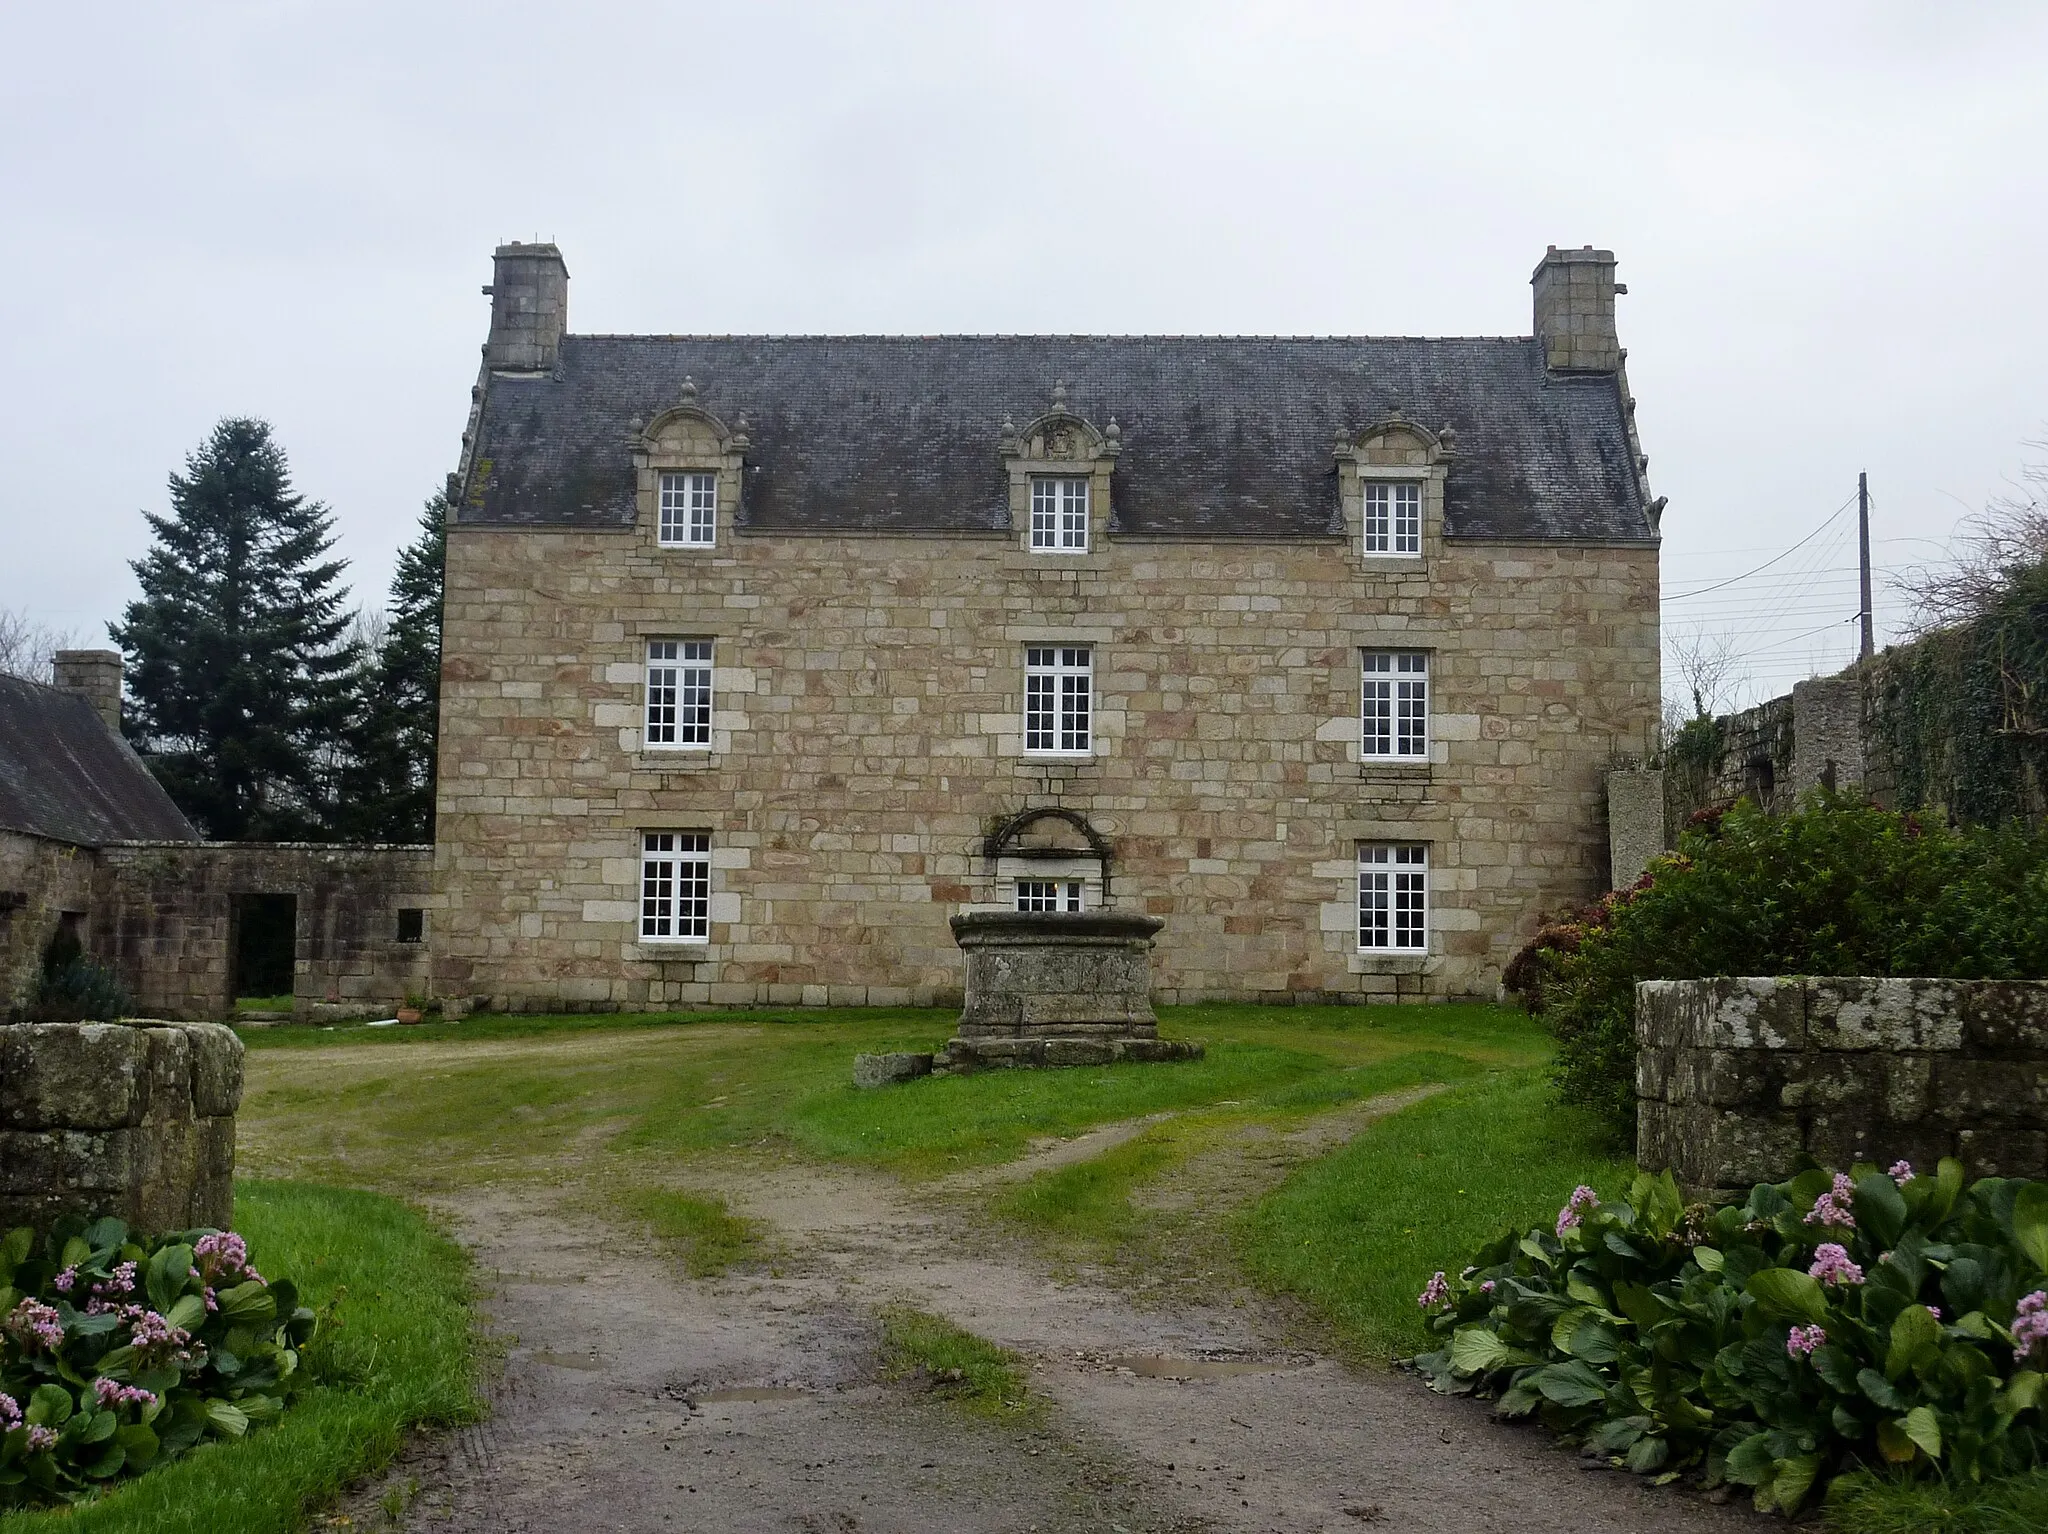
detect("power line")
[1663,492,1859,601]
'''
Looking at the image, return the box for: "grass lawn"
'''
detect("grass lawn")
[0,1182,477,1534]
[1824,1469,2048,1533]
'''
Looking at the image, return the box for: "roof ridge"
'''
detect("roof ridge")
[564,333,1541,344]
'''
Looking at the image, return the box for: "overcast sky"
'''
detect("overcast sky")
[3,1,2044,709]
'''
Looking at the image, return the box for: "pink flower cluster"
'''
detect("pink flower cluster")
[51,1266,76,1294]
[127,1307,191,1354]
[95,1260,138,1299]
[1809,1242,1866,1286]
[4,1298,65,1351]
[93,1376,156,1411]
[1805,1173,1857,1229]
[195,1231,264,1286]
[1786,1324,1828,1358]
[1889,1160,1916,1184]
[0,1392,19,1431]
[1417,1271,1452,1310]
[2013,1291,2048,1364]
[24,1425,56,1453]
[1555,1185,1600,1238]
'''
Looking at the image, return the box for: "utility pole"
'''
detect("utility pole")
[1857,471,1874,663]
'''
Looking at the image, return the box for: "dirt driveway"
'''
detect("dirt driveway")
[357,1109,1758,1534]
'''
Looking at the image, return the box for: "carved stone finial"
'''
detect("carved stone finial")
[731,412,751,449]
[1335,431,1352,454]
[627,416,643,433]
[1051,379,1068,410]
[1438,423,1457,447]
[679,375,698,403]
[1388,406,1407,423]
[1105,416,1121,444]
[1001,413,1016,434]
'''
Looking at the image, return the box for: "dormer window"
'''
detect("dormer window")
[1030,477,1090,553]
[1364,482,1421,556]
[659,471,717,547]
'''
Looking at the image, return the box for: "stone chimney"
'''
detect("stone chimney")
[53,649,123,734]
[482,242,569,373]
[1531,245,1623,373]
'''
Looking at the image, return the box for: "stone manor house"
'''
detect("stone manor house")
[1,243,1661,1019]
[432,241,1660,1011]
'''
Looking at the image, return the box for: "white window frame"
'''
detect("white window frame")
[1361,650,1429,761]
[1024,646,1092,755]
[1015,879,1085,913]
[641,831,711,943]
[645,640,713,750]
[1358,843,1429,953]
[658,471,719,548]
[1363,480,1422,557]
[1029,477,1090,553]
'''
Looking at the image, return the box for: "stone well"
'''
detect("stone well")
[930,911,1201,1073]
[0,1020,243,1233]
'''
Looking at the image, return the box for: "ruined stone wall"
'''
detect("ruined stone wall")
[433,516,1660,1009]
[0,830,94,1013]
[91,843,432,1020]
[0,1020,241,1233]
[1635,976,2048,1200]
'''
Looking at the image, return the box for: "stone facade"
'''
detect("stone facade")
[0,1020,242,1233]
[433,527,1659,1008]
[1,830,95,1013]
[1635,976,2048,1200]
[90,843,432,1021]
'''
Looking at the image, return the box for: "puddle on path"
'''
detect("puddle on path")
[530,1350,605,1371]
[1101,1354,1303,1380]
[693,1386,812,1403]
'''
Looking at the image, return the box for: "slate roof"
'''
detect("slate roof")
[0,675,198,847]
[458,335,1654,544]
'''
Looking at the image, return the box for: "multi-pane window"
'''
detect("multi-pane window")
[1361,650,1429,760]
[658,471,718,547]
[1358,843,1429,952]
[640,831,711,942]
[1024,646,1092,754]
[1364,481,1422,555]
[1016,880,1084,913]
[646,640,713,749]
[1029,477,1089,552]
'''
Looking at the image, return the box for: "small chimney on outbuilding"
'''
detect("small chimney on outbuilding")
[482,242,569,373]
[1531,245,1623,373]
[53,649,123,734]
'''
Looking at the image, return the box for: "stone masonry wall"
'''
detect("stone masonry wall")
[0,1020,242,1233]
[1,830,94,1014]
[1636,976,2048,1200]
[91,843,432,1020]
[433,507,1660,1009]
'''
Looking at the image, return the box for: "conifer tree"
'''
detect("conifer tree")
[110,418,356,839]
[334,493,446,842]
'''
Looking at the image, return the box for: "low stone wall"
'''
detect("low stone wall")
[0,1020,242,1233]
[1636,976,2048,1200]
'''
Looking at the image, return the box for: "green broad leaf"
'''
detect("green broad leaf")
[1562,1314,1623,1365]
[215,1281,276,1326]
[1449,1327,1513,1375]
[1588,1416,1648,1454]
[1854,1173,1909,1249]
[1859,1368,1908,1410]
[1811,1346,1861,1394]
[145,1244,194,1314]
[114,1423,159,1471]
[1631,1170,1685,1238]
[1692,1245,1725,1274]
[1941,1257,1989,1318]
[83,1441,125,1478]
[26,1385,73,1428]
[164,1293,208,1334]
[239,1393,282,1423]
[1611,1280,1663,1331]
[1746,1266,1828,1324]
[0,1226,32,1281]
[1529,1360,1610,1408]
[1832,1404,1863,1437]
[1519,1235,1553,1265]
[1887,1304,1943,1381]
[267,1278,300,1320]
[1723,1430,1778,1486]
[1603,1230,1645,1261]
[1497,1380,1542,1417]
[67,1308,124,1337]
[2013,1184,2048,1273]
[1770,1453,1822,1513]
[76,1410,117,1445]
[203,1400,249,1440]
[1899,1405,1943,1460]
[2001,1370,2043,1414]
[1625,1434,1671,1474]
[59,1236,91,1271]
[1922,1158,1964,1228]
[83,1217,127,1254]
[1565,1273,1609,1308]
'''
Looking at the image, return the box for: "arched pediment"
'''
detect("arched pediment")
[982,807,1114,894]
[1334,414,1453,467]
[997,381,1121,465]
[627,378,751,455]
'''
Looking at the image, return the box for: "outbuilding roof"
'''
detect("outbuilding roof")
[457,334,1653,544]
[0,675,198,847]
